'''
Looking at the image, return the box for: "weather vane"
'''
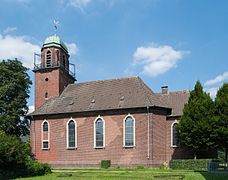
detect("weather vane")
[53,20,59,35]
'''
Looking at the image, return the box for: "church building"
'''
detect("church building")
[30,34,193,167]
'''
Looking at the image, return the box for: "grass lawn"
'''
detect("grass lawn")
[16,168,228,180]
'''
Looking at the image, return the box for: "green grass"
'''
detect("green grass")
[16,168,228,180]
[51,167,194,172]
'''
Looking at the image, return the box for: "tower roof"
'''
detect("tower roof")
[43,34,68,52]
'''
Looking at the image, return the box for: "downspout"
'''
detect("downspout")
[147,106,150,160]
[31,115,36,156]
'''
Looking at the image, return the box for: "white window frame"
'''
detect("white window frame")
[123,114,136,148]
[41,120,50,150]
[94,115,105,148]
[66,117,77,149]
[171,120,179,148]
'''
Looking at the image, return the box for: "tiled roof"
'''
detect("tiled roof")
[31,76,170,116]
[156,90,190,116]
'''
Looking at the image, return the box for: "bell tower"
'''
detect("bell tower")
[33,35,76,110]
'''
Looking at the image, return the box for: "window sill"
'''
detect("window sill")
[123,146,135,149]
[67,147,77,150]
[42,148,50,150]
[171,145,179,148]
[94,146,105,149]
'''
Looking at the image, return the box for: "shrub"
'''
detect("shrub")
[169,159,212,171]
[218,150,225,162]
[0,130,51,178]
[0,130,28,169]
[101,160,111,168]
[25,157,51,176]
[136,166,145,169]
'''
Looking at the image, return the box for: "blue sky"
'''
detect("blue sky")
[0,0,227,111]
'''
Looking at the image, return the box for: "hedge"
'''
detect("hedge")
[101,160,111,168]
[169,159,215,171]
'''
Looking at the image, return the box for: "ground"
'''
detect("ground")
[17,168,228,180]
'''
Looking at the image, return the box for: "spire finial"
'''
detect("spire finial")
[53,20,59,35]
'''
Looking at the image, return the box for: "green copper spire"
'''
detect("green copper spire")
[43,34,68,52]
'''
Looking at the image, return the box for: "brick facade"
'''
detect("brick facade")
[30,109,191,167]
[34,69,74,110]
[34,44,75,110]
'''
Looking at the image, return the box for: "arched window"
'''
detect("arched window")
[171,122,179,147]
[56,50,59,62]
[66,118,77,149]
[123,115,135,147]
[45,92,48,99]
[62,55,66,68]
[46,50,51,67]
[94,116,105,148]
[41,120,49,149]
[43,121,48,132]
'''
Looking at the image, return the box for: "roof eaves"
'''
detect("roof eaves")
[30,105,151,117]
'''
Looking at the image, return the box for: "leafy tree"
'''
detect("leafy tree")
[0,130,51,178]
[0,130,29,169]
[0,59,32,136]
[177,81,216,159]
[214,83,228,161]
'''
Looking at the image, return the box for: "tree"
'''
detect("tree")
[177,81,216,159]
[215,83,228,161]
[0,130,51,178]
[0,59,32,136]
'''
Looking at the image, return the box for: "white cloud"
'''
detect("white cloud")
[0,34,40,69]
[205,87,219,97]
[69,0,92,11]
[28,105,34,114]
[204,71,228,86]
[66,43,79,56]
[132,43,189,77]
[204,71,228,97]
[3,27,17,34]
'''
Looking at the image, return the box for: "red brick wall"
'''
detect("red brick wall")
[31,112,155,167]
[151,110,167,164]
[30,110,196,167]
[59,70,75,93]
[34,69,74,110]
[34,70,60,109]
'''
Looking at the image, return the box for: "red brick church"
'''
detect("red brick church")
[30,34,193,167]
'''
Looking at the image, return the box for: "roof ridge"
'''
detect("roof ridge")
[170,90,190,93]
[137,77,153,106]
[156,90,190,95]
[73,76,139,85]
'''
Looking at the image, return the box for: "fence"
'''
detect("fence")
[208,162,228,173]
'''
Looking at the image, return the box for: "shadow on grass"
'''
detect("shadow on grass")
[0,169,51,180]
[199,171,228,180]
[0,169,27,180]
